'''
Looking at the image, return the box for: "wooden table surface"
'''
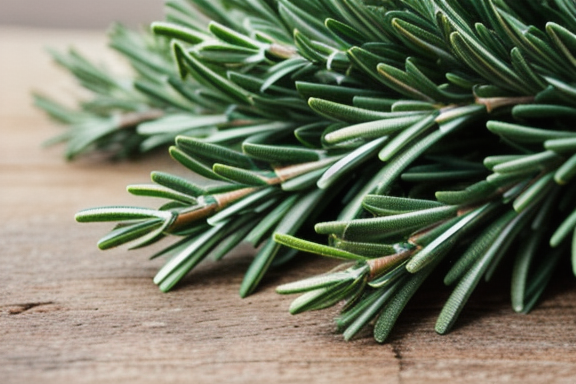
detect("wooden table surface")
[1,28,576,384]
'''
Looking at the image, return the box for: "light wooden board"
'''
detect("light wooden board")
[1,28,575,384]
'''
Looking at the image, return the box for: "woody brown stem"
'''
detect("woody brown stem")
[475,96,535,113]
[225,119,259,128]
[168,187,257,232]
[271,157,337,184]
[117,109,164,129]
[268,43,299,59]
[367,249,415,280]
[212,187,258,207]
[169,204,218,231]
[408,222,444,245]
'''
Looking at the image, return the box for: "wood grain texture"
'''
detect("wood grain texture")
[1,28,576,384]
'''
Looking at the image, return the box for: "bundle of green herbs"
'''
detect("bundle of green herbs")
[38,0,576,342]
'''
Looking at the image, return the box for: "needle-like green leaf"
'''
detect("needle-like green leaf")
[75,206,173,222]
[274,233,366,261]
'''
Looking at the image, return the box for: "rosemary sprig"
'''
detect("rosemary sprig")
[37,0,576,342]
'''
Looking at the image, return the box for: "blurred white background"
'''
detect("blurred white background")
[0,0,163,28]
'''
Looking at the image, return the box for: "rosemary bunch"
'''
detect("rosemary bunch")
[40,0,576,342]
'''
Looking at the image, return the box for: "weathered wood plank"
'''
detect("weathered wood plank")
[1,28,576,384]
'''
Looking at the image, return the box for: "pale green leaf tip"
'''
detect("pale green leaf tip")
[96,239,110,251]
[276,285,288,294]
[405,260,419,273]
[288,301,304,315]
[158,284,171,293]
[307,97,320,106]
[273,232,290,244]
[239,280,254,298]
[150,21,161,32]
[373,332,386,344]
[549,238,560,248]
[152,272,164,286]
[554,175,567,185]
[75,211,94,223]
[434,322,449,335]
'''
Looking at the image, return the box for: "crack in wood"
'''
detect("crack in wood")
[391,342,404,384]
[5,302,55,315]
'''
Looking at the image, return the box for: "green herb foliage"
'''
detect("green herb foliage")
[42,0,576,343]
